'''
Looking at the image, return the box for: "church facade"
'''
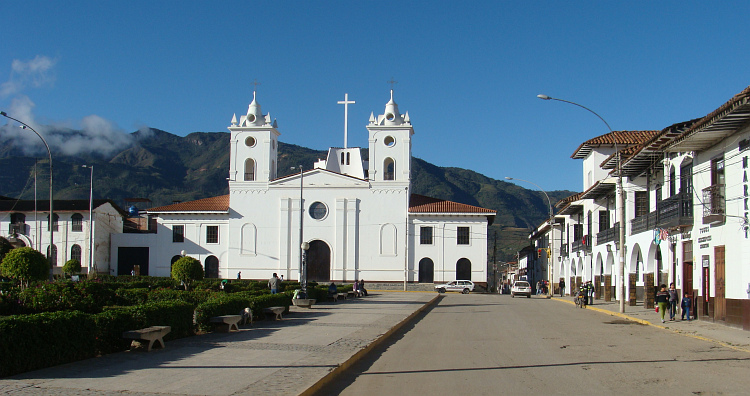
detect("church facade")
[111,91,495,286]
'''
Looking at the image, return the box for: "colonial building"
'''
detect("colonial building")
[111,91,496,287]
[0,197,126,275]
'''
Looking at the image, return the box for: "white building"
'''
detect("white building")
[0,198,126,275]
[111,91,496,287]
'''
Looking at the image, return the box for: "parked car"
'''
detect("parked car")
[435,280,475,294]
[511,281,532,298]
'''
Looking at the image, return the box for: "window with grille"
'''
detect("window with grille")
[72,213,83,232]
[71,244,82,263]
[420,226,433,245]
[457,227,470,245]
[206,226,219,244]
[598,210,610,232]
[173,225,184,243]
[635,191,649,217]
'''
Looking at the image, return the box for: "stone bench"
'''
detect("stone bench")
[292,298,316,308]
[337,293,348,300]
[263,306,285,320]
[122,326,171,352]
[210,315,242,332]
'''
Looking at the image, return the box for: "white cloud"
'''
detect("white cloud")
[1,55,57,98]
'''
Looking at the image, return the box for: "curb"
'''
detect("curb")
[298,294,441,396]
[551,297,750,354]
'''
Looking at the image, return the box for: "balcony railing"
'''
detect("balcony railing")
[702,184,725,224]
[596,222,620,245]
[560,243,569,258]
[571,236,591,253]
[9,222,26,235]
[630,192,694,235]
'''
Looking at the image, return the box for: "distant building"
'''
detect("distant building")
[112,91,496,287]
[0,197,126,275]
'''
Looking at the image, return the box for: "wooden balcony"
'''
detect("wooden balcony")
[702,184,725,225]
[571,236,591,253]
[596,222,620,245]
[630,193,694,235]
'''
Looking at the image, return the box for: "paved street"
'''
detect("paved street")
[320,293,750,395]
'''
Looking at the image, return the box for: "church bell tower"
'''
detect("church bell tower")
[367,90,413,186]
[228,91,280,188]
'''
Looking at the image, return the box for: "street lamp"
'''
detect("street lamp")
[1,111,54,278]
[505,176,555,297]
[82,165,94,275]
[537,94,626,313]
[291,165,305,293]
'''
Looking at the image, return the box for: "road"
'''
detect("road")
[316,293,750,395]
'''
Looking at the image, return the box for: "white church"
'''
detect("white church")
[111,90,496,287]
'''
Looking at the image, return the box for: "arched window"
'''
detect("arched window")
[205,256,219,279]
[380,223,397,255]
[71,244,82,263]
[271,160,276,179]
[71,213,83,232]
[244,158,255,181]
[47,244,57,266]
[384,158,395,180]
[47,213,59,231]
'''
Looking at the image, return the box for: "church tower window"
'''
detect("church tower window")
[384,158,395,180]
[244,158,256,181]
[245,136,256,147]
[384,136,395,147]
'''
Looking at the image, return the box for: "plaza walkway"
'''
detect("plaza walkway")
[0,292,437,396]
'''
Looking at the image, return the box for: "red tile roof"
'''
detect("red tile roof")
[148,195,230,212]
[571,130,660,159]
[409,194,496,214]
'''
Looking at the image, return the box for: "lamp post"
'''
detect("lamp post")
[1,111,54,278]
[537,94,626,313]
[505,176,555,297]
[82,165,94,275]
[292,165,305,294]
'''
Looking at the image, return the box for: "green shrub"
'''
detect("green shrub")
[194,294,254,332]
[16,280,117,314]
[171,257,203,290]
[62,259,82,276]
[103,300,194,341]
[114,288,150,306]
[93,308,144,355]
[0,310,96,377]
[0,247,49,289]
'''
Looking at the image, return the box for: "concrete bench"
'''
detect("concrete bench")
[263,306,285,320]
[210,315,242,332]
[123,326,171,352]
[337,293,347,300]
[347,291,358,298]
[292,298,316,308]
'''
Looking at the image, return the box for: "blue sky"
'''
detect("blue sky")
[2,1,750,192]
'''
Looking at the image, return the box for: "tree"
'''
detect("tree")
[0,237,13,263]
[62,259,82,277]
[171,256,203,290]
[0,247,49,289]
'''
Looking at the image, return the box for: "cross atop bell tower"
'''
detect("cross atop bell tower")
[337,93,355,149]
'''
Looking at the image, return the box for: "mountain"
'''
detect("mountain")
[0,128,575,260]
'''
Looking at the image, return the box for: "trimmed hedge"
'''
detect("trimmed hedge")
[0,310,96,377]
[194,292,293,332]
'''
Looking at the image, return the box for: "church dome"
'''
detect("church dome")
[245,92,264,126]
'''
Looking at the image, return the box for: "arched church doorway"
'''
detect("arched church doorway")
[456,258,471,280]
[307,240,330,282]
[170,255,181,274]
[205,256,219,278]
[418,257,434,283]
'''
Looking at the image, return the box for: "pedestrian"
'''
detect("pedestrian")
[131,269,135,276]
[536,281,541,295]
[655,284,669,323]
[360,279,367,296]
[668,282,679,321]
[587,281,594,305]
[268,273,280,294]
[681,293,692,321]
[559,278,566,296]
[237,271,241,280]
[280,274,284,282]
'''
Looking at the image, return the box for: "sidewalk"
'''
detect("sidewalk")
[551,295,750,352]
[0,292,437,396]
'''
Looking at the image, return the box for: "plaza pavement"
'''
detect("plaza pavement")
[0,292,437,396]
[548,294,750,353]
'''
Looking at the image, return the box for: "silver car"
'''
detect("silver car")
[435,280,475,294]
[511,281,532,298]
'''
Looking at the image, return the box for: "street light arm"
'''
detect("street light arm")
[505,176,553,219]
[537,95,614,133]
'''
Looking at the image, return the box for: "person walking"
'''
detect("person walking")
[237,271,241,280]
[681,293,692,321]
[587,281,595,305]
[655,284,669,323]
[559,278,566,297]
[268,273,280,294]
[668,282,679,321]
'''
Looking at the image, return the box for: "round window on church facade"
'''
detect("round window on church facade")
[309,202,328,220]
[384,136,395,147]
[245,136,256,147]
